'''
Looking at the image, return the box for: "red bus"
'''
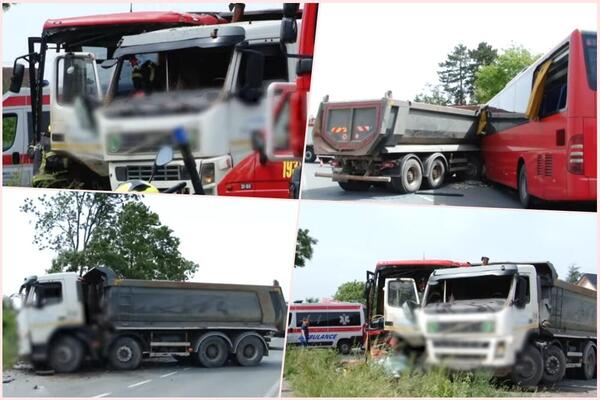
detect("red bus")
[480,30,596,208]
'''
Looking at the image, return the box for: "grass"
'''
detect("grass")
[3,299,19,368]
[284,347,527,397]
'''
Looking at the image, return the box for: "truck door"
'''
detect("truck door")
[511,272,538,338]
[51,53,103,156]
[383,278,420,335]
[2,106,32,186]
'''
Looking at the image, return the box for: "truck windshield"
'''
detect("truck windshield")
[112,46,233,98]
[425,275,513,305]
[583,33,597,90]
[388,280,417,307]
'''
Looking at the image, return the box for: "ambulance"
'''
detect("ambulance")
[287,302,365,354]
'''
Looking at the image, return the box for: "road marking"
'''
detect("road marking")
[265,380,281,397]
[160,371,177,378]
[416,194,434,203]
[93,393,111,398]
[128,380,152,388]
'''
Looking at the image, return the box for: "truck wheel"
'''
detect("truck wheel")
[425,158,445,189]
[389,157,422,193]
[518,165,533,209]
[337,339,352,355]
[197,336,229,368]
[511,344,543,388]
[109,337,142,370]
[304,146,317,163]
[463,156,482,181]
[49,335,84,373]
[235,336,264,366]
[541,345,566,385]
[576,342,596,380]
[338,181,371,192]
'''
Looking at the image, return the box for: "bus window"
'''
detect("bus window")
[583,33,597,90]
[539,47,569,118]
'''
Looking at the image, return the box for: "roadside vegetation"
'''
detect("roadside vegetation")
[284,347,531,397]
[3,298,19,368]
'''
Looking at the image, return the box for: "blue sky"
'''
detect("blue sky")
[291,201,597,301]
[2,2,280,65]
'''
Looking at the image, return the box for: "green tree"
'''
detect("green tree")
[51,202,198,280]
[474,45,538,103]
[333,280,365,304]
[2,3,12,12]
[414,84,450,106]
[295,228,317,268]
[438,44,471,105]
[467,42,498,100]
[21,192,132,276]
[566,264,582,284]
[3,297,18,368]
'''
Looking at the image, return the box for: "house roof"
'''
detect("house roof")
[577,273,597,289]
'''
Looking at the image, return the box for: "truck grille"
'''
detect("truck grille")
[435,321,493,333]
[438,354,487,363]
[433,340,490,349]
[116,165,187,182]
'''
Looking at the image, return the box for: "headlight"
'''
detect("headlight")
[427,321,439,333]
[495,340,506,358]
[201,163,215,185]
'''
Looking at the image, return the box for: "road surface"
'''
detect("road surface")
[3,338,284,398]
[301,163,595,211]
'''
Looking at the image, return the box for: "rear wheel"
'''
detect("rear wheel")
[197,336,229,368]
[109,337,142,371]
[337,339,352,355]
[518,165,532,208]
[235,336,264,367]
[541,345,566,385]
[49,335,84,373]
[389,157,422,193]
[338,181,371,192]
[511,344,543,388]
[575,342,596,380]
[425,158,445,189]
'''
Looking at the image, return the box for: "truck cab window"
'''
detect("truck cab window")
[26,282,63,307]
[515,276,531,304]
[237,44,288,89]
[3,114,18,151]
[57,57,99,105]
[388,280,417,307]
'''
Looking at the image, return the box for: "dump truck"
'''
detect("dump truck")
[312,93,481,193]
[16,267,286,373]
[363,260,469,352]
[419,262,597,387]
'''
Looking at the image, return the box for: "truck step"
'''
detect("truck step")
[150,352,189,357]
[150,342,191,347]
[566,363,582,368]
[567,351,583,357]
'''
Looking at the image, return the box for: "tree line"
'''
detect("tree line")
[415,42,539,105]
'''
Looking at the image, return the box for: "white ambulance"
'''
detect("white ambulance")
[287,302,365,354]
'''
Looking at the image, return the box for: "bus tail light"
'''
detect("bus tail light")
[567,134,584,175]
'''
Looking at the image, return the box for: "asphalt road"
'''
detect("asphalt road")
[3,338,284,398]
[301,163,596,212]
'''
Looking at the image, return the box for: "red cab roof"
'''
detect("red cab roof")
[43,11,223,30]
[376,259,470,270]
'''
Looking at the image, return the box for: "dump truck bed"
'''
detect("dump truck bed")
[545,280,596,337]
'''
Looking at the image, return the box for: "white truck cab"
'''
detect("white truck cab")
[79,20,300,194]
[382,277,423,346]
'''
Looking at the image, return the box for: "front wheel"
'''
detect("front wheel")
[511,344,543,388]
[109,337,142,370]
[49,335,84,373]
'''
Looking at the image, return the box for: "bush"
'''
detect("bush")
[3,300,19,368]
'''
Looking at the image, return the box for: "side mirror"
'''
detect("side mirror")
[9,63,25,93]
[238,50,264,103]
[155,146,173,168]
[363,280,373,299]
[296,58,312,76]
[280,18,298,44]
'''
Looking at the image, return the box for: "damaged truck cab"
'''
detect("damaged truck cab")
[419,262,597,387]
[17,267,286,373]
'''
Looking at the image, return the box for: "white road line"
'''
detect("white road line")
[416,194,434,203]
[128,379,152,388]
[93,393,111,398]
[160,371,177,378]
[265,380,281,397]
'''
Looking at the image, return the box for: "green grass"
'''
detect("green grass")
[284,347,527,397]
[3,300,19,368]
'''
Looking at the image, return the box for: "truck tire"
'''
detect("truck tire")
[304,146,317,163]
[425,157,446,189]
[541,345,566,385]
[337,339,352,355]
[109,337,142,370]
[518,165,533,209]
[197,336,229,368]
[338,181,371,192]
[511,344,543,388]
[389,157,422,193]
[575,342,596,380]
[49,335,84,373]
[235,336,264,366]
